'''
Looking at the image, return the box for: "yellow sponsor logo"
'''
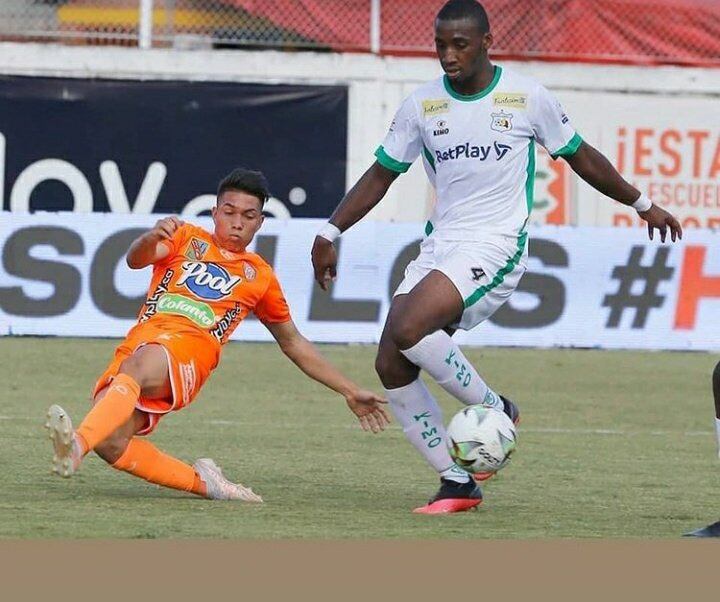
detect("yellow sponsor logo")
[493,93,528,109]
[423,99,450,117]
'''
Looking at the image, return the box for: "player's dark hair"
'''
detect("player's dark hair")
[216,168,270,207]
[436,0,490,33]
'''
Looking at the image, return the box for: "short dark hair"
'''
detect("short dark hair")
[436,0,490,33]
[216,168,270,206]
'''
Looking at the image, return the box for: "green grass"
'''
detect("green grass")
[1,337,718,538]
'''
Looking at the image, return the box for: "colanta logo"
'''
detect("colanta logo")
[177,261,241,300]
[434,141,512,164]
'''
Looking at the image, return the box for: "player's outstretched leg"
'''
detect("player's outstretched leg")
[376,297,481,514]
[108,438,261,502]
[391,271,518,424]
[46,343,262,501]
[46,401,262,501]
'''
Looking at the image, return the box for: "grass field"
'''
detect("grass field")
[1,337,718,539]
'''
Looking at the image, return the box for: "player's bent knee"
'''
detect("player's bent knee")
[389,320,424,351]
[117,355,146,384]
[374,348,392,381]
[95,435,131,465]
[374,343,419,388]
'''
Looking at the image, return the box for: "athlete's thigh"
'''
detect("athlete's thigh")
[119,343,172,399]
[393,269,465,340]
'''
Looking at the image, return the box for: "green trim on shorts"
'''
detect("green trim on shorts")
[463,231,527,309]
[424,221,434,236]
[551,132,583,159]
[375,145,412,173]
[526,139,536,215]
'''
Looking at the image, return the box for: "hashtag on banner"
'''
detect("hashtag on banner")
[602,246,674,329]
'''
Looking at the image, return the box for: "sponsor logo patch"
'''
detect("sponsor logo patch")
[140,269,174,323]
[423,99,450,117]
[177,261,242,300]
[211,302,244,343]
[434,141,512,164]
[185,237,209,261]
[157,293,216,328]
[433,119,449,137]
[493,93,527,109]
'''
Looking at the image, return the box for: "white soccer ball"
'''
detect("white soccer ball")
[446,405,517,474]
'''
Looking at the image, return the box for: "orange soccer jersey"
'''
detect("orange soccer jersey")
[93,223,291,433]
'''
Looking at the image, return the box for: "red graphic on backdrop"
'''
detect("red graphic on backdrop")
[675,246,720,329]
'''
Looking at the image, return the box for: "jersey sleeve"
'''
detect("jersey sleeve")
[374,95,423,174]
[529,85,583,160]
[157,223,191,263]
[253,272,291,324]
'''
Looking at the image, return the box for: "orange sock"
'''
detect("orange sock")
[76,373,141,455]
[111,438,206,496]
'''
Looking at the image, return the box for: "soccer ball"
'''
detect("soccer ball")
[446,405,517,474]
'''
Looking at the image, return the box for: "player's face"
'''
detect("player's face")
[434,18,492,84]
[212,191,264,252]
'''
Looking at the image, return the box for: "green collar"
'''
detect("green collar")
[443,65,502,102]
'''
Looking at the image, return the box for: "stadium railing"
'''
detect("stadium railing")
[1,0,718,66]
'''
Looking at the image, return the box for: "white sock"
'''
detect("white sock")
[385,378,469,483]
[400,330,502,410]
[715,418,720,459]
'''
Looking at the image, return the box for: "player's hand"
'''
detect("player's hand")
[345,389,390,434]
[311,236,338,291]
[639,204,682,243]
[150,216,184,241]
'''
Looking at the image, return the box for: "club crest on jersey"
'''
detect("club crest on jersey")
[491,111,513,132]
[243,262,256,281]
[177,261,241,300]
[184,238,209,261]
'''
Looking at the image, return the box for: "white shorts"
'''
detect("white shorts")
[394,233,528,330]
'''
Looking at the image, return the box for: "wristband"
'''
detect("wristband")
[632,193,652,213]
[317,222,341,243]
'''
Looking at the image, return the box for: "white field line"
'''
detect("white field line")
[199,420,712,438]
[3,414,711,438]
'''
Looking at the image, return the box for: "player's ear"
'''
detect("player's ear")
[482,32,493,51]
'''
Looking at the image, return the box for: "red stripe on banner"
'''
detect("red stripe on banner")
[224,0,720,67]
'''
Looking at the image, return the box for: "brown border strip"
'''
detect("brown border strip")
[2,540,717,599]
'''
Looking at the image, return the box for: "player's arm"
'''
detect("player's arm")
[126,217,184,269]
[311,163,398,290]
[264,319,390,433]
[313,94,422,290]
[564,140,682,242]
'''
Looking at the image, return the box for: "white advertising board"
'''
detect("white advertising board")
[1,213,719,351]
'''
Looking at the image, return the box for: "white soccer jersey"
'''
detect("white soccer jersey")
[376,65,581,240]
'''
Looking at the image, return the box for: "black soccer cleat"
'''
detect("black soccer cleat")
[683,520,720,538]
[413,478,483,514]
[501,394,521,426]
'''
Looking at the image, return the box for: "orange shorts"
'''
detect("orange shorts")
[92,323,219,436]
